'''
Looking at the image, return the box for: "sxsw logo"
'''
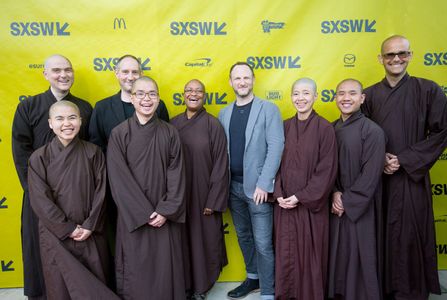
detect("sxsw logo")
[344,54,356,67]
[93,57,151,71]
[261,20,285,33]
[247,56,301,69]
[439,152,447,160]
[113,18,127,30]
[265,90,283,101]
[173,92,228,105]
[321,89,336,102]
[321,19,376,33]
[432,184,447,196]
[170,21,227,35]
[10,22,70,36]
[185,58,212,67]
[424,52,447,66]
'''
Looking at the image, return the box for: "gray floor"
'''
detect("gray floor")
[1,276,447,299]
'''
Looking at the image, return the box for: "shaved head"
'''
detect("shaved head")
[49,100,80,118]
[44,54,72,70]
[131,76,159,93]
[381,35,410,54]
[184,79,205,92]
[336,78,363,93]
[291,77,317,94]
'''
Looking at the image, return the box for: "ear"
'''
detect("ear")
[378,54,384,65]
[43,69,49,80]
[360,93,366,104]
[48,118,53,129]
[79,117,82,126]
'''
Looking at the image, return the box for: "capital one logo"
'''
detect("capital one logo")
[185,58,212,67]
[113,18,127,30]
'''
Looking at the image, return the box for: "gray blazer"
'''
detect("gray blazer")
[218,97,284,198]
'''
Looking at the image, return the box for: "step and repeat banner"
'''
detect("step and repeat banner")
[0,0,446,288]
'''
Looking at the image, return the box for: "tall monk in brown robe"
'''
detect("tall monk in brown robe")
[328,79,386,300]
[107,76,186,300]
[12,54,92,299]
[171,79,229,300]
[273,78,337,300]
[362,35,447,300]
[28,101,117,300]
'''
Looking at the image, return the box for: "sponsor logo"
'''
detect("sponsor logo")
[321,89,336,102]
[432,183,447,195]
[247,56,301,69]
[0,197,7,209]
[28,63,44,69]
[344,54,356,67]
[170,21,227,35]
[185,58,212,67]
[173,92,227,106]
[436,244,447,255]
[261,20,285,33]
[423,52,447,66]
[441,85,447,96]
[113,18,127,30]
[265,90,283,100]
[439,152,447,160]
[10,22,70,36]
[1,260,14,272]
[321,19,376,34]
[93,57,151,71]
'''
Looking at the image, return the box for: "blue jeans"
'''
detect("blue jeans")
[229,181,274,297]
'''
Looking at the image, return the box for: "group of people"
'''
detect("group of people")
[11,34,447,300]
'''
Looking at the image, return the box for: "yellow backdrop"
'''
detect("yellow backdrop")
[1,0,446,287]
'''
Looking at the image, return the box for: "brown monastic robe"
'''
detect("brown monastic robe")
[28,137,117,300]
[363,74,447,297]
[171,108,229,294]
[328,110,386,300]
[107,114,186,300]
[273,111,337,300]
[12,89,92,297]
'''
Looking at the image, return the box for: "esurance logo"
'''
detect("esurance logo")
[261,20,285,33]
[93,57,151,71]
[173,92,227,105]
[321,19,376,33]
[265,90,283,101]
[170,21,227,36]
[247,56,301,69]
[10,22,70,36]
[424,52,447,66]
[113,18,127,30]
[185,58,212,67]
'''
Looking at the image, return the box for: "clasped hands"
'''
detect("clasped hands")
[70,225,92,241]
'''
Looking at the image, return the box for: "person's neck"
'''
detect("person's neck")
[186,109,197,119]
[297,110,312,121]
[51,87,69,101]
[385,72,406,88]
[121,90,132,103]
[136,113,153,125]
[341,113,351,122]
[236,94,254,106]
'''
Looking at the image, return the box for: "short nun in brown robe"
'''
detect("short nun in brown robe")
[28,101,116,300]
[171,79,229,298]
[273,78,337,300]
[107,77,187,300]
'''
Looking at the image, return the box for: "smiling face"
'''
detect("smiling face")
[229,64,255,99]
[184,80,205,113]
[379,36,412,78]
[131,78,159,123]
[291,81,317,120]
[48,101,81,147]
[43,55,74,94]
[335,80,365,121]
[115,56,141,93]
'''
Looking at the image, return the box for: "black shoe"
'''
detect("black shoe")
[227,278,260,299]
[192,293,206,300]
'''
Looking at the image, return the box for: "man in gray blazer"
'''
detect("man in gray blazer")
[219,62,284,300]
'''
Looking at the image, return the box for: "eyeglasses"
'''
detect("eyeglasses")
[133,91,159,100]
[382,51,412,60]
[184,89,204,95]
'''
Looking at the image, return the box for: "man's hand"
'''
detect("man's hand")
[73,228,92,241]
[384,153,400,174]
[278,195,299,209]
[253,187,268,205]
[203,208,214,215]
[148,211,167,228]
[69,225,82,239]
[331,191,344,217]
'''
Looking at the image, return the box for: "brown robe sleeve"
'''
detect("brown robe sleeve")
[273,122,287,200]
[294,125,338,212]
[81,147,107,231]
[107,127,155,232]
[154,127,186,222]
[397,84,447,182]
[342,124,386,223]
[205,117,229,212]
[28,152,77,239]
